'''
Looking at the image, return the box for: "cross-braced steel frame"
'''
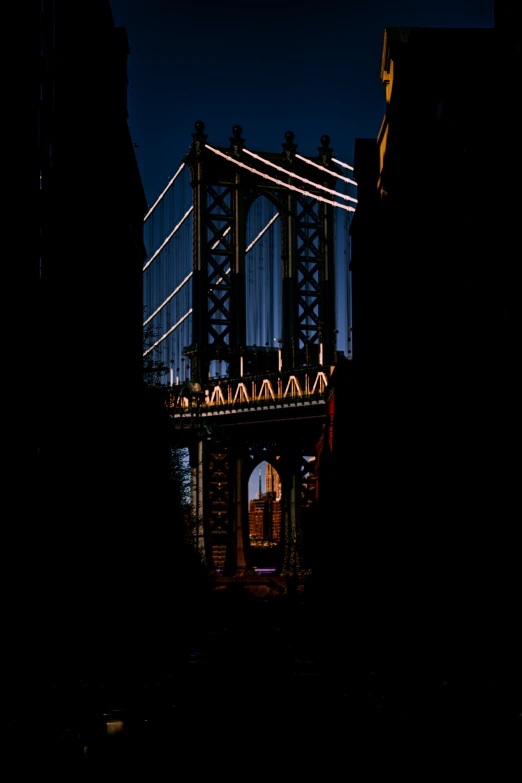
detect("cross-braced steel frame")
[182,121,341,575]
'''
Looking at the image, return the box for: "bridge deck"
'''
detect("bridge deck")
[168,365,331,423]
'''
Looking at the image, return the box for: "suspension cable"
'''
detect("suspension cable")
[244,148,357,203]
[246,212,280,253]
[143,206,193,272]
[214,267,230,286]
[332,157,355,172]
[211,225,231,249]
[206,146,355,213]
[294,153,357,186]
[143,272,193,326]
[144,163,186,223]
[143,308,193,356]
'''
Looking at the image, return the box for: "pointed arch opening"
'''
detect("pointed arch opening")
[247,458,282,572]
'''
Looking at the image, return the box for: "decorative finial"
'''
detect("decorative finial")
[229,124,245,156]
[318,134,333,165]
[189,120,208,156]
[282,130,297,161]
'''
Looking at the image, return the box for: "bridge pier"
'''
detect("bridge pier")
[176,123,341,581]
[280,446,307,578]
[230,452,248,575]
[188,426,311,578]
[189,435,250,576]
[189,438,207,565]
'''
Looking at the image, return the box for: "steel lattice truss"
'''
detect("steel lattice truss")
[208,447,231,570]
[295,194,323,348]
[206,185,234,350]
[178,123,349,575]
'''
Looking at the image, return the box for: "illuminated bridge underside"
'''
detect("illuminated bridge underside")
[169,367,330,421]
[171,367,331,575]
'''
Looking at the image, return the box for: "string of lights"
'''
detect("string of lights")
[206,145,356,213]
[211,225,232,249]
[295,153,357,186]
[144,209,281,328]
[143,308,193,356]
[332,157,355,172]
[143,139,357,377]
[143,205,193,272]
[144,162,186,222]
[246,212,280,253]
[143,271,193,326]
[243,148,357,203]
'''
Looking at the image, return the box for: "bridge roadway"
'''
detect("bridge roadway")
[167,365,331,427]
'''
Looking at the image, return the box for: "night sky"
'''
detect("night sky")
[111,0,494,500]
[110,0,494,208]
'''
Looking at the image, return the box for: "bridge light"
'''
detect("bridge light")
[206,145,355,212]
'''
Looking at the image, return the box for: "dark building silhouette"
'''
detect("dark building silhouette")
[22,1,185,692]
[316,8,520,678]
[38,0,147,483]
[352,23,518,373]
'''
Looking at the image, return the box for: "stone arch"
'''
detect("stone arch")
[246,451,284,572]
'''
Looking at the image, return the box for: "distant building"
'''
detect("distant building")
[265,462,281,499]
[248,493,281,543]
[247,461,282,544]
[268,494,282,542]
[249,497,267,541]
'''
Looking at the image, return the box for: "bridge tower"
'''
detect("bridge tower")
[178,121,343,576]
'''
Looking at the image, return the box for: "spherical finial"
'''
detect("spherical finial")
[229,125,245,155]
[189,120,208,156]
[320,134,330,147]
[282,130,297,160]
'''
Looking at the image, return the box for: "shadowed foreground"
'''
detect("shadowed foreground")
[6,582,521,777]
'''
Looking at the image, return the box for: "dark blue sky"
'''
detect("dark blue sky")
[113,0,495,500]
[110,0,494,208]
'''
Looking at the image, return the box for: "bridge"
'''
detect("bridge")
[143,121,357,578]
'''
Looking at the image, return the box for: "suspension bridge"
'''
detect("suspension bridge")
[143,121,357,579]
